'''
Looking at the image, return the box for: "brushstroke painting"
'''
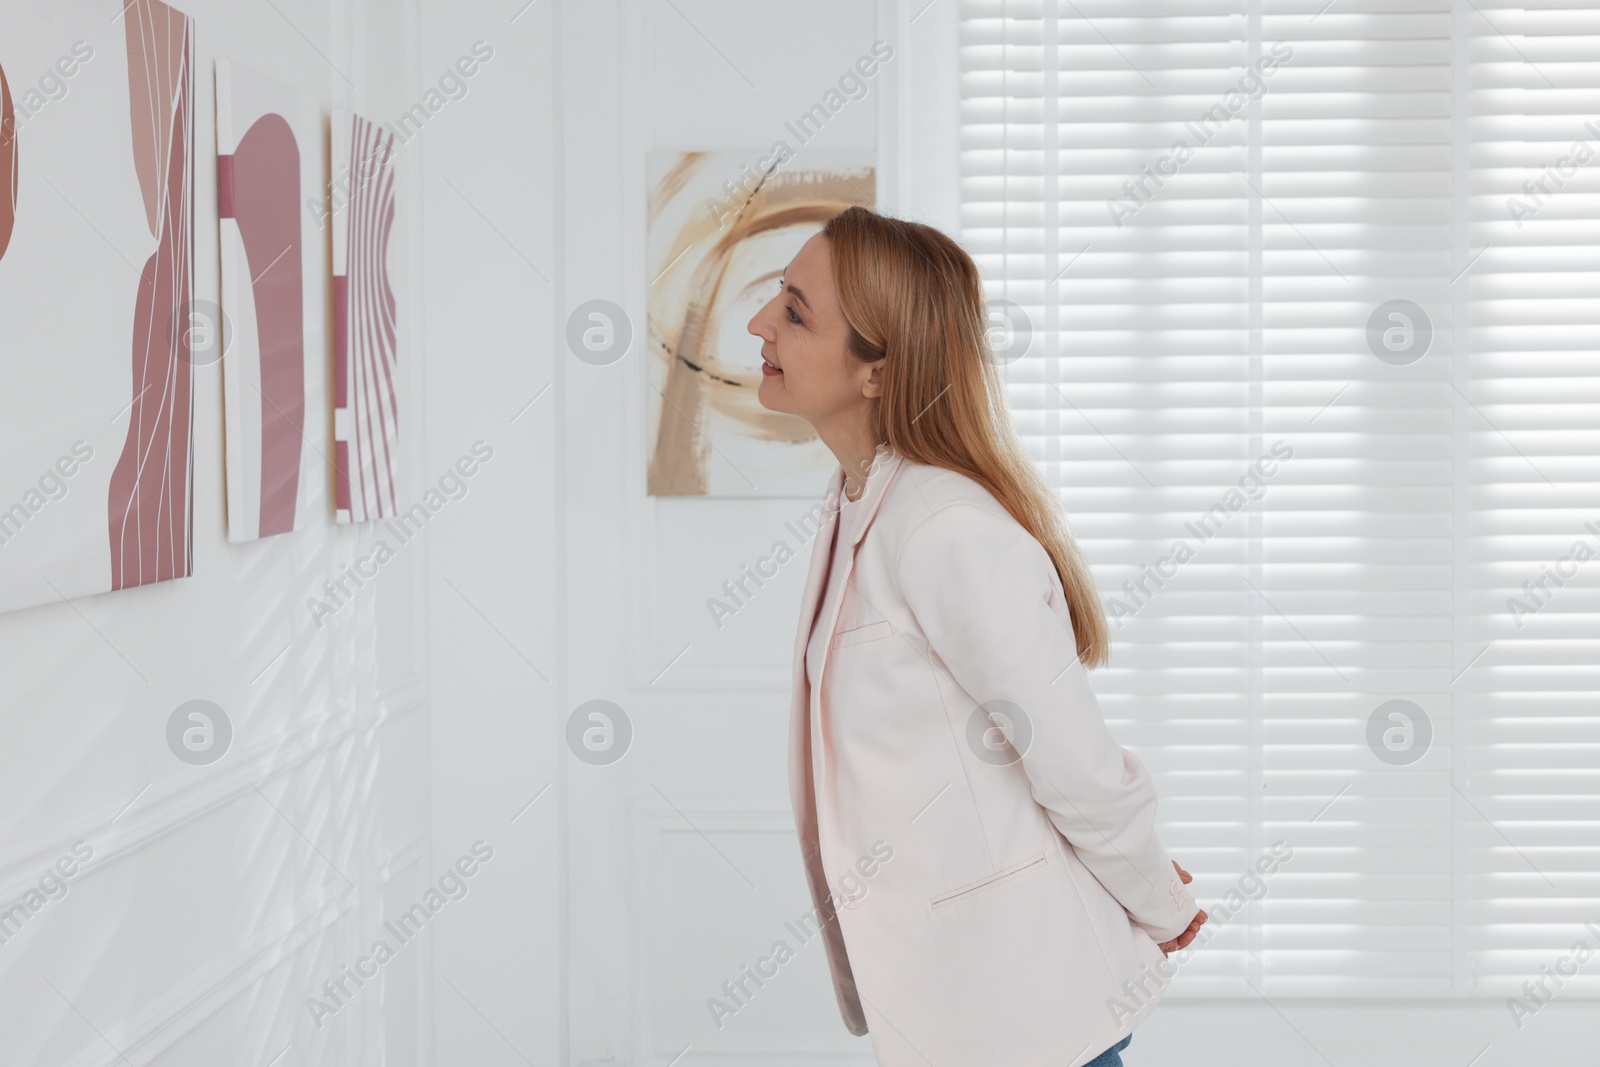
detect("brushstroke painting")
[217,59,307,542]
[331,108,399,524]
[0,0,195,615]
[646,151,874,497]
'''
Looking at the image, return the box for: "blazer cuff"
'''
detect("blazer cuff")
[1133,874,1200,942]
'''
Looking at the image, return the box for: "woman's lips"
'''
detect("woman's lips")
[761,357,782,376]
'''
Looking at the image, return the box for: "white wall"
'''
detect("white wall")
[416,0,564,1065]
[0,0,432,1063]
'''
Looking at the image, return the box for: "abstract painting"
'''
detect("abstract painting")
[331,109,399,524]
[217,59,307,542]
[1,60,14,261]
[645,150,874,497]
[0,0,195,615]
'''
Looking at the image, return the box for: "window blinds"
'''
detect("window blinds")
[958,0,1599,998]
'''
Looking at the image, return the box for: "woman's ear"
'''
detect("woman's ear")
[861,361,884,400]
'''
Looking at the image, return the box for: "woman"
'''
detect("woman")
[746,206,1207,1067]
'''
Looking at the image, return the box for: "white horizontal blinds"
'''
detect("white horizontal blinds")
[959,0,1600,998]
[1466,1,1600,997]
[1255,2,1460,997]
[961,1,1260,995]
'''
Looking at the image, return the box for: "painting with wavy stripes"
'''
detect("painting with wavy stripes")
[646,151,875,496]
[217,59,308,543]
[331,108,399,524]
[0,0,195,615]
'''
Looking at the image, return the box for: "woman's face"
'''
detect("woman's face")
[747,232,880,423]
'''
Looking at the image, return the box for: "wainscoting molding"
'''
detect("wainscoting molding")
[53,823,426,1067]
[60,871,357,1067]
[0,674,425,901]
[629,803,866,1064]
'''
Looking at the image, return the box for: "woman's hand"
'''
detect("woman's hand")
[1158,860,1207,956]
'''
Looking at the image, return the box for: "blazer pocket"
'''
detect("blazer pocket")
[830,619,893,649]
[929,851,1048,910]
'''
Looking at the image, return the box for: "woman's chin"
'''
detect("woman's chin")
[756,377,785,411]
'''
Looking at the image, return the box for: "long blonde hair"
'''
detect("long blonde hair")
[820,205,1110,669]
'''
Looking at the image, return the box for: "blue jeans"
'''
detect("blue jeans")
[1084,1033,1133,1066]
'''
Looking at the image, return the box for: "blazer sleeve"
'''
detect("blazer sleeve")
[896,501,1200,943]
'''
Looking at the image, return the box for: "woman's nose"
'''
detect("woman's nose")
[748,306,771,339]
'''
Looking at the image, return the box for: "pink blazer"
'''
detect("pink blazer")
[788,447,1199,1067]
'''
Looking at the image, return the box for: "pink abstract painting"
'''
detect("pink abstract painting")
[109,0,194,590]
[217,59,307,542]
[1,60,15,261]
[331,109,399,524]
[0,1,195,615]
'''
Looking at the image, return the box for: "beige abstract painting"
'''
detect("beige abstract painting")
[646,150,875,497]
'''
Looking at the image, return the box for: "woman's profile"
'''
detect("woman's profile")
[747,205,1208,1067]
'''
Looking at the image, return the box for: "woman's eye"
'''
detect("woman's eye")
[785,304,801,324]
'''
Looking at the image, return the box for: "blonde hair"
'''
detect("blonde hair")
[820,205,1110,669]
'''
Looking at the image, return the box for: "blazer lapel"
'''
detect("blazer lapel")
[790,449,906,677]
[789,450,907,807]
[811,451,904,687]
[788,463,846,877]
[792,464,846,672]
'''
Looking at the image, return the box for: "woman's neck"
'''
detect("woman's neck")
[842,441,889,502]
[815,415,888,503]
